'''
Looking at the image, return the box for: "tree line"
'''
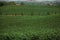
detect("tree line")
[0,1,24,7]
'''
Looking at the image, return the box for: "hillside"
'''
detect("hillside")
[0,5,60,40]
[0,14,60,40]
[0,5,60,15]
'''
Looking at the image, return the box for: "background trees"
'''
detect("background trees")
[0,1,16,7]
[20,2,24,5]
[0,2,4,7]
[0,1,8,7]
[8,2,16,5]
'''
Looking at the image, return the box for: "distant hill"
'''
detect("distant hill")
[0,1,60,5]
[15,1,60,5]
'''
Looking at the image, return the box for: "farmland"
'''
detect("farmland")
[0,5,60,40]
[0,5,60,15]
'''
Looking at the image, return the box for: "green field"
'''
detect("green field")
[0,5,60,15]
[0,5,60,40]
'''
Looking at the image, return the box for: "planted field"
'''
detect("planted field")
[0,5,60,40]
[0,14,60,40]
[0,5,60,15]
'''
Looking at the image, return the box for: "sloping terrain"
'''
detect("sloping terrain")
[0,5,60,40]
[0,14,60,40]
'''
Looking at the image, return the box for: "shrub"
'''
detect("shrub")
[47,12,50,15]
[0,2,4,7]
[0,2,8,7]
[0,35,12,40]
[31,34,40,40]
[31,12,33,16]
[8,2,16,5]
[21,12,24,16]
[20,2,24,5]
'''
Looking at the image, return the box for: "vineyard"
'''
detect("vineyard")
[0,5,60,40]
[0,5,60,15]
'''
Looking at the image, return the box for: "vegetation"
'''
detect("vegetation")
[20,2,24,5]
[0,5,60,40]
[0,14,60,40]
[0,5,60,15]
[0,1,16,7]
[8,2,16,5]
[0,2,7,7]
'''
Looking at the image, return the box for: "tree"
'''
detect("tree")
[20,2,24,5]
[0,2,4,7]
[0,8,2,15]
[0,2,8,7]
[8,2,16,5]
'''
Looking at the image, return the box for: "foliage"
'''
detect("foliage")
[0,5,60,15]
[0,5,60,40]
[20,2,24,5]
[8,2,16,5]
[0,2,8,7]
[0,2,4,7]
[0,14,60,40]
